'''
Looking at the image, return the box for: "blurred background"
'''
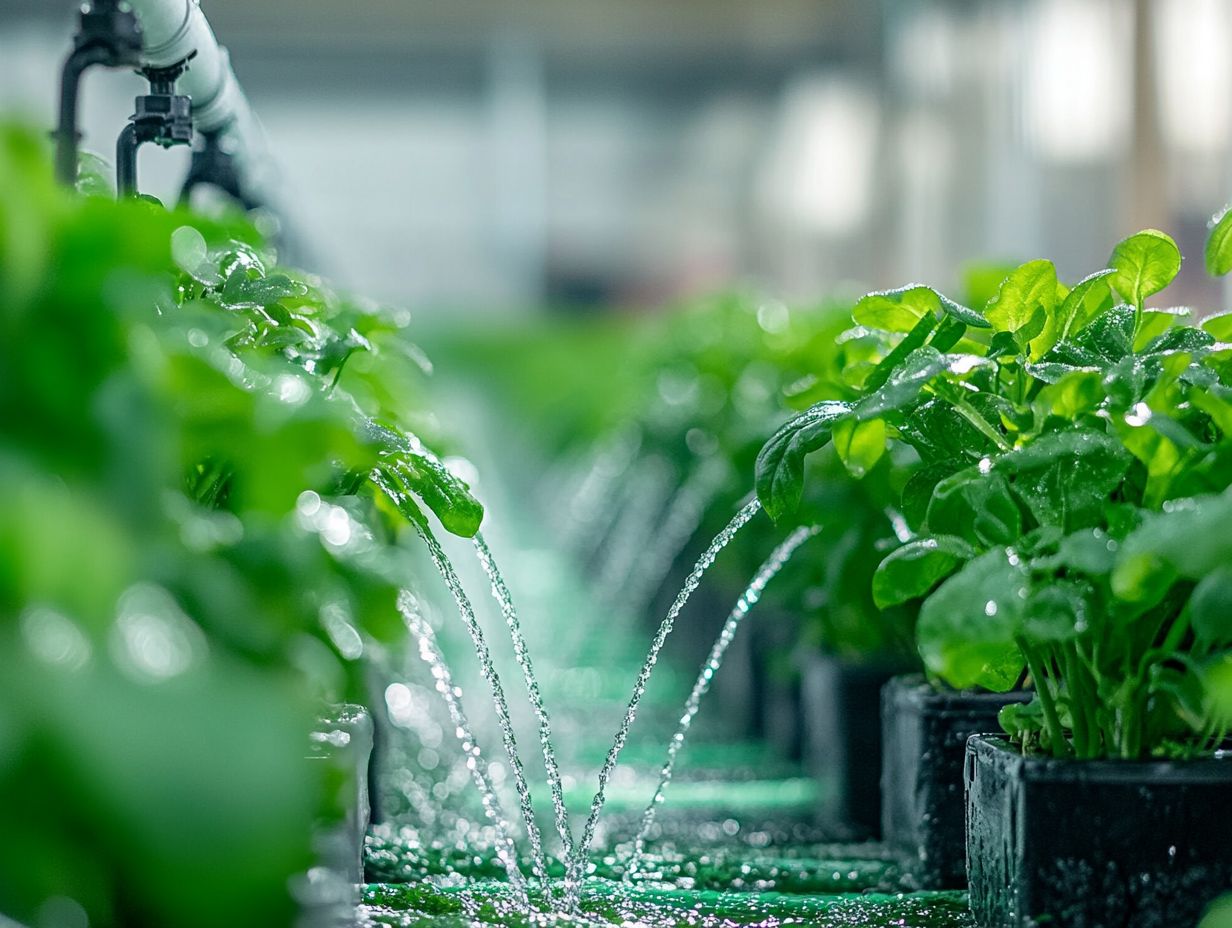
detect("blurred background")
[3,0,1231,311]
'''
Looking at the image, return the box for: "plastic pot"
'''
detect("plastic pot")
[297,704,373,926]
[753,615,804,760]
[801,653,906,837]
[880,676,1029,889]
[965,734,1232,928]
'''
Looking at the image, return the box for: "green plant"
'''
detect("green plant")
[0,124,482,927]
[756,226,1232,760]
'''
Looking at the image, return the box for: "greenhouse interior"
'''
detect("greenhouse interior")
[3,1,1232,927]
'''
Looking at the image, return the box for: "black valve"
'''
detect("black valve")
[179,128,261,211]
[116,55,197,199]
[54,0,145,186]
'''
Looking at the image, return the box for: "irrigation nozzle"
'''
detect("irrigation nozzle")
[116,54,196,199]
[55,0,145,187]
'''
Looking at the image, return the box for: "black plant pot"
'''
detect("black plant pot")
[881,676,1030,889]
[801,653,905,837]
[753,615,804,760]
[965,735,1232,928]
[298,705,373,927]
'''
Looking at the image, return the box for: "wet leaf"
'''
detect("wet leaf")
[872,535,975,608]
[754,401,851,521]
[1109,229,1181,306]
[927,467,1022,547]
[984,259,1058,337]
[831,416,886,478]
[1205,205,1232,277]
[995,429,1132,531]
[917,547,1028,691]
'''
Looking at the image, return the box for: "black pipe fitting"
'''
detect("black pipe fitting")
[116,56,196,199]
[54,0,145,186]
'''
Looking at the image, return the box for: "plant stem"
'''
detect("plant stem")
[1064,644,1093,758]
[1019,638,1071,758]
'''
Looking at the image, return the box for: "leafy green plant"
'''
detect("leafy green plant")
[756,225,1232,760]
[0,124,483,927]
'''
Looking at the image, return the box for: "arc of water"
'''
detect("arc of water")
[397,592,530,907]
[473,533,576,880]
[623,524,820,880]
[568,497,763,902]
[410,521,549,886]
[373,467,549,886]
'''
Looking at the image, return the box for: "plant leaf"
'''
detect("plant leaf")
[927,467,1022,547]
[1035,268,1115,356]
[832,416,886,478]
[854,346,946,419]
[1109,229,1181,305]
[397,453,485,538]
[862,313,937,393]
[984,259,1058,336]
[1189,565,1232,646]
[917,547,1028,691]
[872,535,975,608]
[995,429,1132,531]
[852,285,940,333]
[754,401,851,521]
[1205,205,1232,277]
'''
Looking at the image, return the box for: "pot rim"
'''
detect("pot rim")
[967,733,1232,784]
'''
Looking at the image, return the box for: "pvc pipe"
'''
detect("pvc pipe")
[124,0,272,199]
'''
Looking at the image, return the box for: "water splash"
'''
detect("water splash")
[396,592,529,908]
[568,497,763,901]
[473,532,576,893]
[621,457,730,619]
[624,524,820,879]
[410,521,549,886]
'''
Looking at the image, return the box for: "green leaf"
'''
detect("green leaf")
[397,453,485,538]
[1189,565,1232,646]
[852,285,940,333]
[1109,229,1181,306]
[862,313,937,393]
[927,467,1022,547]
[984,260,1058,336]
[832,416,886,479]
[1192,383,1232,434]
[1034,268,1116,357]
[220,272,308,309]
[1114,493,1232,601]
[938,292,991,329]
[1022,580,1090,642]
[1073,303,1136,363]
[1205,205,1232,277]
[917,547,1028,691]
[754,401,851,521]
[854,346,946,419]
[1200,310,1232,341]
[1033,370,1105,420]
[872,535,975,608]
[994,429,1132,531]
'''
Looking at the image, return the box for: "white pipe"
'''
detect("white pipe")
[125,0,273,199]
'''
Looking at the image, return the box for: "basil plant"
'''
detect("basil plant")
[757,225,1232,760]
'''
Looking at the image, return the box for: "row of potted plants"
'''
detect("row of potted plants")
[753,226,1232,925]
[0,125,483,927]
